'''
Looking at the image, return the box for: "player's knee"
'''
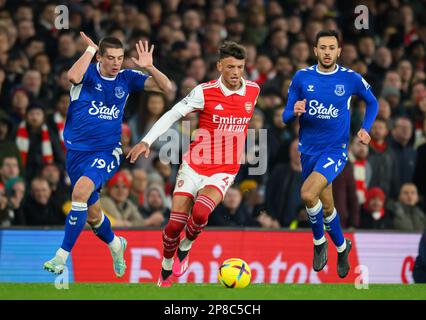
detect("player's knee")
[165,220,185,238]
[72,188,90,203]
[300,190,317,206]
[191,201,210,225]
[322,206,334,217]
[72,178,94,202]
[87,209,102,226]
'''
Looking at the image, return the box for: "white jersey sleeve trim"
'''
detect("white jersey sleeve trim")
[174,84,205,116]
[141,108,183,146]
[70,84,83,102]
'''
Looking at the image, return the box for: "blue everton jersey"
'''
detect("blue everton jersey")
[284,64,376,156]
[64,63,148,151]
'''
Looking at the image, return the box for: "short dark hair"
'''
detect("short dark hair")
[99,36,124,56]
[219,41,246,60]
[315,30,340,47]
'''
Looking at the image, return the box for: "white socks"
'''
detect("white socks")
[162,257,173,271]
[313,236,327,246]
[56,248,69,262]
[108,235,122,253]
[337,241,347,253]
[179,237,193,251]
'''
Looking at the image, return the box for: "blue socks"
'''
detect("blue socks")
[61,202,88,252]
[306,200,326,245]
[324,208,346,252]
[91,212,115,244]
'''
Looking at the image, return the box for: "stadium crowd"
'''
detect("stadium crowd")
[0,0,425,232]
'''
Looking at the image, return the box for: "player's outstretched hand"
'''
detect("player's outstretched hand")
[131,40,154,69]
[294,99,306,117]
[80,32,98,51]
[126,141,151,163]
[357,128,371,145]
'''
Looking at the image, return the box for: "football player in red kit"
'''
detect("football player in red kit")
[127,42,260,287]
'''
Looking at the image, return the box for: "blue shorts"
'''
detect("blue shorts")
[301,150,348,185]
[66,146,123,206]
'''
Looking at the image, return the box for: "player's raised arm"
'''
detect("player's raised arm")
[67,32,98,85]
[131,40,173,94]
[126,85,204,163]
[354,73,379,145]
[282,72,305,124]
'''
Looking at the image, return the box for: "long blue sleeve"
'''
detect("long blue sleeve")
[282,72,302,124]
[360,90,378,132]
[354,73,378,132]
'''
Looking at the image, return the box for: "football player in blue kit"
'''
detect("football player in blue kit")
[282,30,378,278]
[44,32,172,276]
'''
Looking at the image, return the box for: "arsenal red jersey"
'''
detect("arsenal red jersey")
[175,76,260,176]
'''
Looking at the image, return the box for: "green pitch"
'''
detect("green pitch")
[0,283,426,300]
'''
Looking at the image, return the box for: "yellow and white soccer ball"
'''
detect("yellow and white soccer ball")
[218,258,251,288]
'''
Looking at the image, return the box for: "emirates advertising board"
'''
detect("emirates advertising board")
[0,230,421,284]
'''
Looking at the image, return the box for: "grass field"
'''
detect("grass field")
[0,283,425,300]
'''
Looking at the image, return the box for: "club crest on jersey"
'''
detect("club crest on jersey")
[334,84,345,96]
[115,86,125,99]
[245,102,253,113]
[177,180,184,188]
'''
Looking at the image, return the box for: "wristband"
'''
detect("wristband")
[86,46,97,55]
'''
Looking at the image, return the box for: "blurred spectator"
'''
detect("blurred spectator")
[100,171,145,227]
[40,162,71,211]
[377,97,392,122]
[0,156,20,185]
[129,169,148,208]
[239,179,264,219]
[5,176,26,225]
[349,136,372,205]
[254,209,281,229]
[368,118,400,199]
[413,92,426,149]
[332,161,360,229]
[390,183,426,232]
[209,186,258,227]
[0,109,22,171]
[158,41,191,85]
[357,33,376,66]
[8,87,31,126]
[360,187,393,230]
[236,109,279,186]
[243,5,268,47]
[120,123,132,170]
[15,103,64,181]
[46,91,69,153]
[22,176,65,226]
[266,139,303,227]
[0,182,13,226]
[152,156,174,197]
[128,92,169,147]
[140,184,169,227]
[389,116,416,187]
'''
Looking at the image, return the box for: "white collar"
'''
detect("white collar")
[218,76,246,96]
[315,64,339,75]
[96,62,117,81]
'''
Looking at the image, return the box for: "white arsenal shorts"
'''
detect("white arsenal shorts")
[173,161,236,200]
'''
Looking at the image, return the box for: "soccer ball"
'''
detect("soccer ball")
[218,258,251,288]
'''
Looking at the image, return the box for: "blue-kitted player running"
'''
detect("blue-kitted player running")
[282,30,378,278]
[44,32,172,276]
